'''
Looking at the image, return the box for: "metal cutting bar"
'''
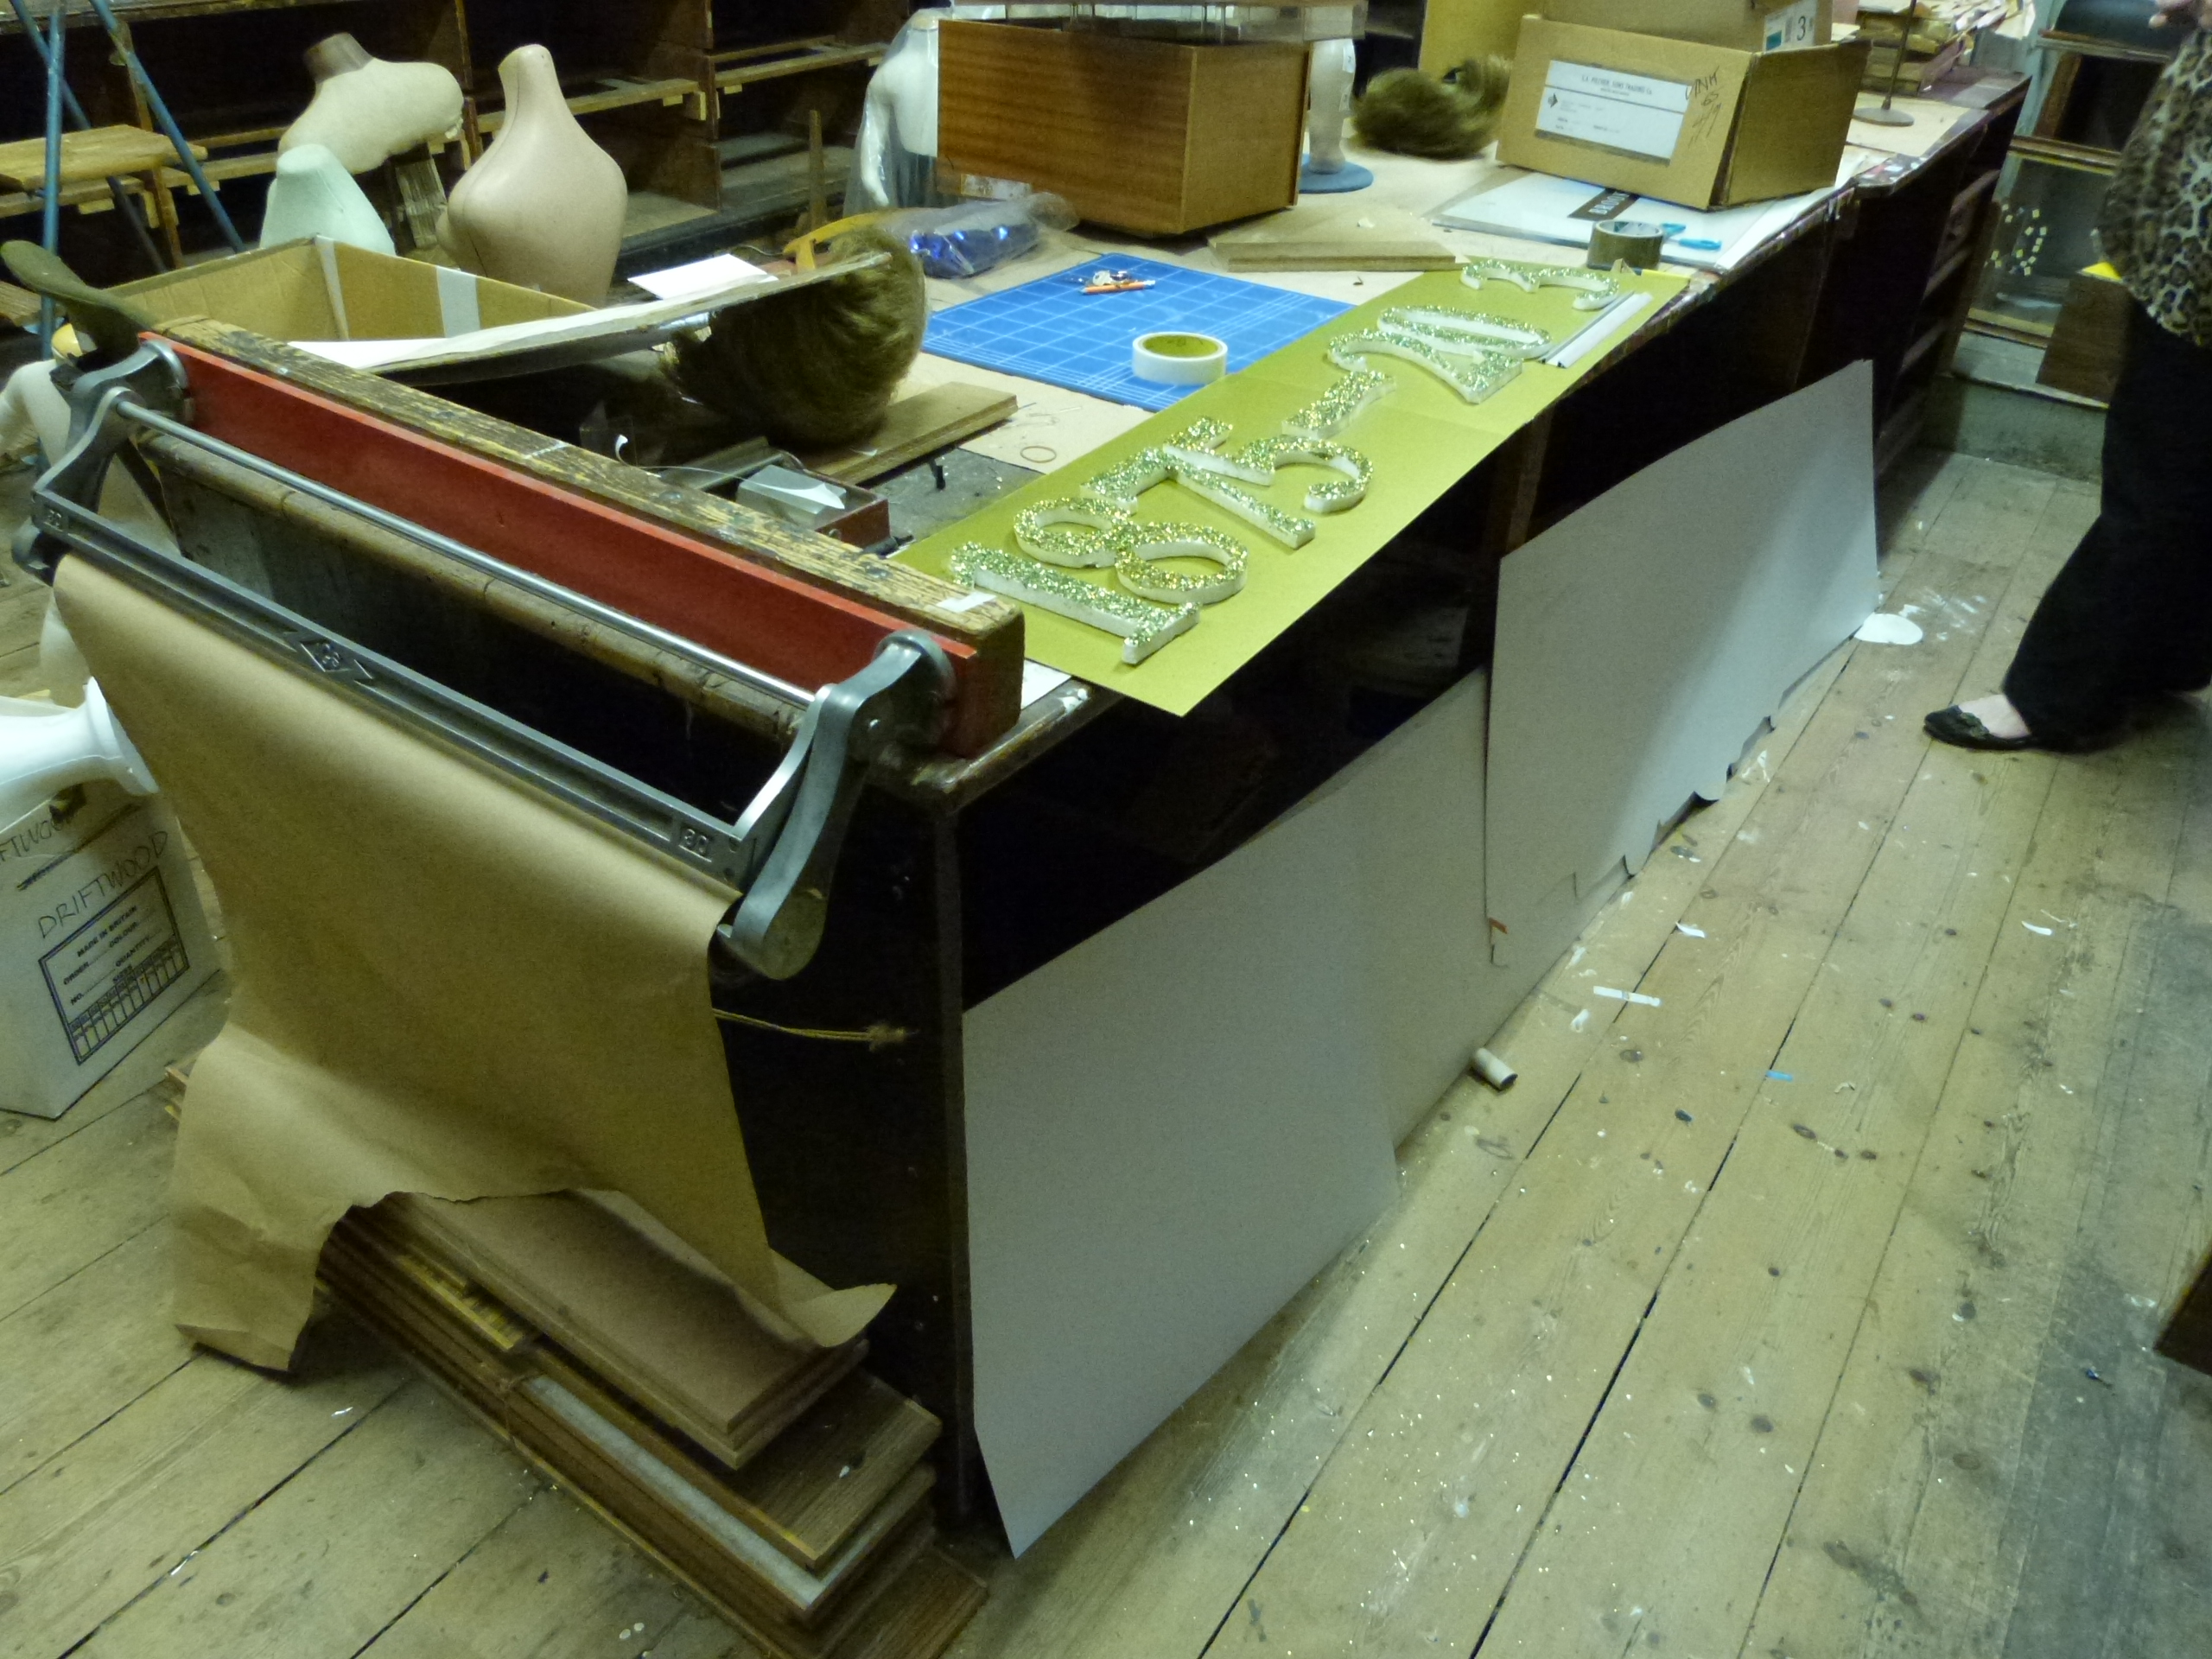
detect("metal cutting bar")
[112,399,817,711]
[20,341,955,977]
[43,480,772,889]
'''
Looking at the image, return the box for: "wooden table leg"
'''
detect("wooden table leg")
[139,168,184,264]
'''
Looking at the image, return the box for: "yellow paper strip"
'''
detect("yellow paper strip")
[898,264,1689,715]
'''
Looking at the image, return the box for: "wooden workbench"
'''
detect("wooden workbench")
[127,68,2027,1533]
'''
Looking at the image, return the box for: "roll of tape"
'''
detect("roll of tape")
[1132,331,1229,386]
[1587,218,1667,272]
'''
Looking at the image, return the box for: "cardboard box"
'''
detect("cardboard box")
[1497,20,1868,208]
[1,783,219,1118]
[1421,0,1539,70]
[935,21,1308,237]
[117,238,587,345]
[1542,0,1834,52]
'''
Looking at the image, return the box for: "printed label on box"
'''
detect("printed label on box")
[39,866,193,1065]
[1765,0,1821,51]
[1537,61,1693,161]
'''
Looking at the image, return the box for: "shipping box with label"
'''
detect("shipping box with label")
[1541,0,1834,52]
[1497,21,1868,209]
[1,783,219,1118]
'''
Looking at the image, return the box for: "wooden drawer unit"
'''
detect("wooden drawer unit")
[935,20,1307,236]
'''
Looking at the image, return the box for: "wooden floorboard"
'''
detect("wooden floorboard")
[1206,480,2058,1659]
[3,454,2207,1659]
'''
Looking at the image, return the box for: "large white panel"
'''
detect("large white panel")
[1485,363,1881,952]
[965,702,1453,1551]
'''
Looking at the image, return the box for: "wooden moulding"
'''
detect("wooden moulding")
[319,1211,984,1659]
[153,319,1026,755]
[934,20,1307,236]
[336,1211,942,1574]
[374,1191,865,1472]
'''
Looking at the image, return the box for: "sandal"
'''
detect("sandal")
[1924,706,2037,752]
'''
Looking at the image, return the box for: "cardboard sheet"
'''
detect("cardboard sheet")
[290,252,883,381]
[899,264,1688,715]
[965,757,1402,1553]
[970,663,1625,1550]
[1484,362,1879,960]
[894,353,1152,473]
[1265,669,1622,1144]
[54,561,888,1369]
[1433,169,1846,271]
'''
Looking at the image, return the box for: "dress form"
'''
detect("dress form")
[1300,39,1373,193]
[441,46,626,304]
[280,33,463,174]
[258,143,395,252]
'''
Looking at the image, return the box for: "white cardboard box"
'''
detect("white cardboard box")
[1,783,219,1118]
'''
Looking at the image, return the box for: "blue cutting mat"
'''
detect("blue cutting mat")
[923,256,1349,412]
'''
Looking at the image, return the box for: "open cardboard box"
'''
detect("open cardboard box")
[1541,0,1834,52]
[115,238,868,385]
[118,238,586,349]
[1497,19,1868,208]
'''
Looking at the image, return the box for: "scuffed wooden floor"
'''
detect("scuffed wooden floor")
[2,451,2207,1659]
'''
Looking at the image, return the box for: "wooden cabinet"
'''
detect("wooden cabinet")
[1798,71,2029,470]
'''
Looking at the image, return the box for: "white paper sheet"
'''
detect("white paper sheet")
[965,741,1405,1553]
[1433,171,1843,271]
[631,252,772,301]
[967,655,1659,1552]
[1484,364,1880,961]
[1274,672,1508,1141]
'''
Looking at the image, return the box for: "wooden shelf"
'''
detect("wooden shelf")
[1875,385,1931,474]
[1966,307,2057,346]
[713,41,884,92]
[2009,133,2122,175]
[0,0,376,32]
[1898,317,1950,377]
[477,75,702,134]
[1923,245,1974,302]
[0,5,890,263]
[2037,29,2177,65]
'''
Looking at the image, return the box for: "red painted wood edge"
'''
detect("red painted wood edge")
[163,343,1007,754]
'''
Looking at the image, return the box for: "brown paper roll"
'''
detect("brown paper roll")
[55,558,890,1368]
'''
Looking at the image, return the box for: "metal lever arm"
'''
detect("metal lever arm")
[723,631,953,980]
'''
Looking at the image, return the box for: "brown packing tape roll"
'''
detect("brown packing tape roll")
[1587,218,1667,272]
[53,558,892,1368]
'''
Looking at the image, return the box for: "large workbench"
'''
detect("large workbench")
[702,67,2031,1533]
[98,65,2025,1550]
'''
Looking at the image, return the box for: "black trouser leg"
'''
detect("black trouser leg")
[2003,303,2212,742]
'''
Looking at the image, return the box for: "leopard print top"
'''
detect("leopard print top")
[2101,26,2212,347]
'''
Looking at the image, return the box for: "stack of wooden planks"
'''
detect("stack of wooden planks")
[318,1189,982,1659]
